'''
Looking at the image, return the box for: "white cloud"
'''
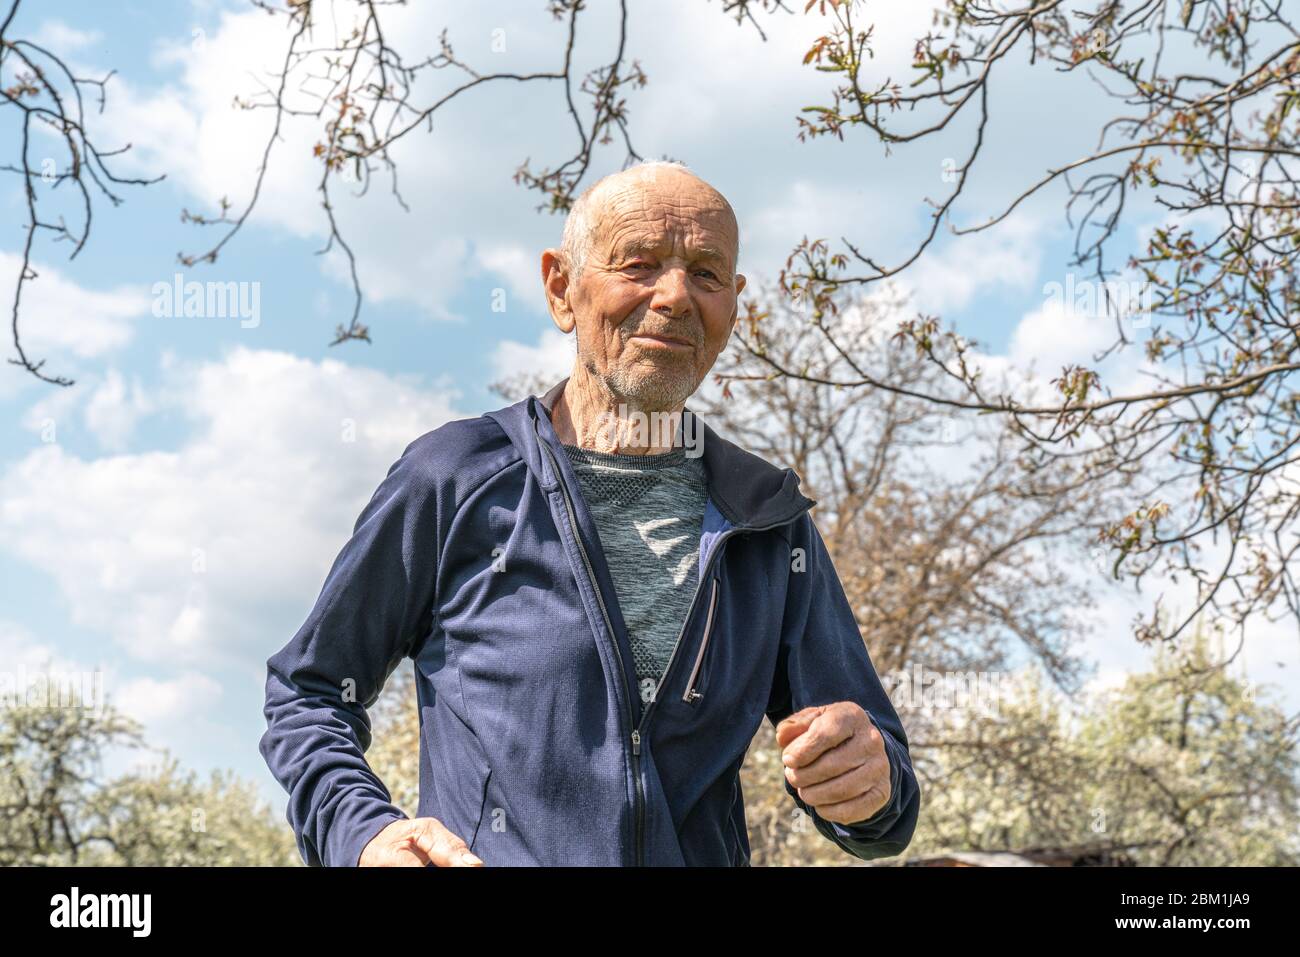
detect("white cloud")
[902,213,1049,315]
[321,234,471,322]
[84,370,153,451]
[0,620,90,677]
[1010,296,1117,374]
[629,1,941,144]
[1004,270,1165,406]
[98,5,541,317]
[491,328,574,389]
[1,347,463,671]
[744,179,914,280]
[116,671,224,725]
[30,21,102,53]
[20,369,156,452]
[0,253,147,361]
[477,242,546,313]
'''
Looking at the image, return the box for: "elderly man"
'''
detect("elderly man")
[259,160,919,866]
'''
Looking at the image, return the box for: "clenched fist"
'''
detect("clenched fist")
[776,702,891,826]
[359,817,485,867]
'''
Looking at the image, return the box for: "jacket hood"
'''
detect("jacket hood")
[484,376,816,530]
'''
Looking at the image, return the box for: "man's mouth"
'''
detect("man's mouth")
[629,332,695,351]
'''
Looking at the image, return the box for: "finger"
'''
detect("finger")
[775,705,825,748]
[781,708,854,769]
[786,712,884,785]
[783,732,871,788]
[407,818,484,867]
[811,767,892,825]
[793,752,888,809]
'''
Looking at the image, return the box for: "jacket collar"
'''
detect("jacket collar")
[486,376,815,530]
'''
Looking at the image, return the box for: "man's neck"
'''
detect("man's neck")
[550,368,685,455]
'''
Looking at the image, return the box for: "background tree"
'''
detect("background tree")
[691,284,1125,864]
[0,686,298,866]
[910,616,1300,866]
[0,0,161,386]
[766,0,1300,648]
[694,285,1116,688]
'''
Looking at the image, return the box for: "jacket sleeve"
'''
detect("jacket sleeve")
[765,509,920,862]
[258,438,443,866]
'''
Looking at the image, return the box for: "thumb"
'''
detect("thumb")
[775,705,826,749]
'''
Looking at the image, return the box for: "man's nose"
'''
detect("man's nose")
[649,264,692,317]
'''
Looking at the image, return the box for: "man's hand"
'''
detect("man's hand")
[776,702,891,826]
[358,817,485,867]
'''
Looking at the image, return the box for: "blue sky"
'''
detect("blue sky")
[3,0,1296,812]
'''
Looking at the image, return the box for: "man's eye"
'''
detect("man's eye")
[695,269,719,281]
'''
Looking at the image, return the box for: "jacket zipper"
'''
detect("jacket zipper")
[537,416,813,864]
[629,515,810,863]
[682,578,719,703]
[536,433,641,867]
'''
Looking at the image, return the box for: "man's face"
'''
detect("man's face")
[545,170,746,410]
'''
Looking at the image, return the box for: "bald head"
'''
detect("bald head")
[560,160,740,280]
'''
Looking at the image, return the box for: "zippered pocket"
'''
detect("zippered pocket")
[682,577,719,705]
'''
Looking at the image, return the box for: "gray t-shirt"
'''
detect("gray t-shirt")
[561,443,709,705]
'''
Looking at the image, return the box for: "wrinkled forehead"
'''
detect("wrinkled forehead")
[591,179,739,266]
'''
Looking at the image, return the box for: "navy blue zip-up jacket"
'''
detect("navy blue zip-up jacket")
[259,377,920,866]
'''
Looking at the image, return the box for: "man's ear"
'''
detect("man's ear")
[542,249,576,334]
[726,272,747,335]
